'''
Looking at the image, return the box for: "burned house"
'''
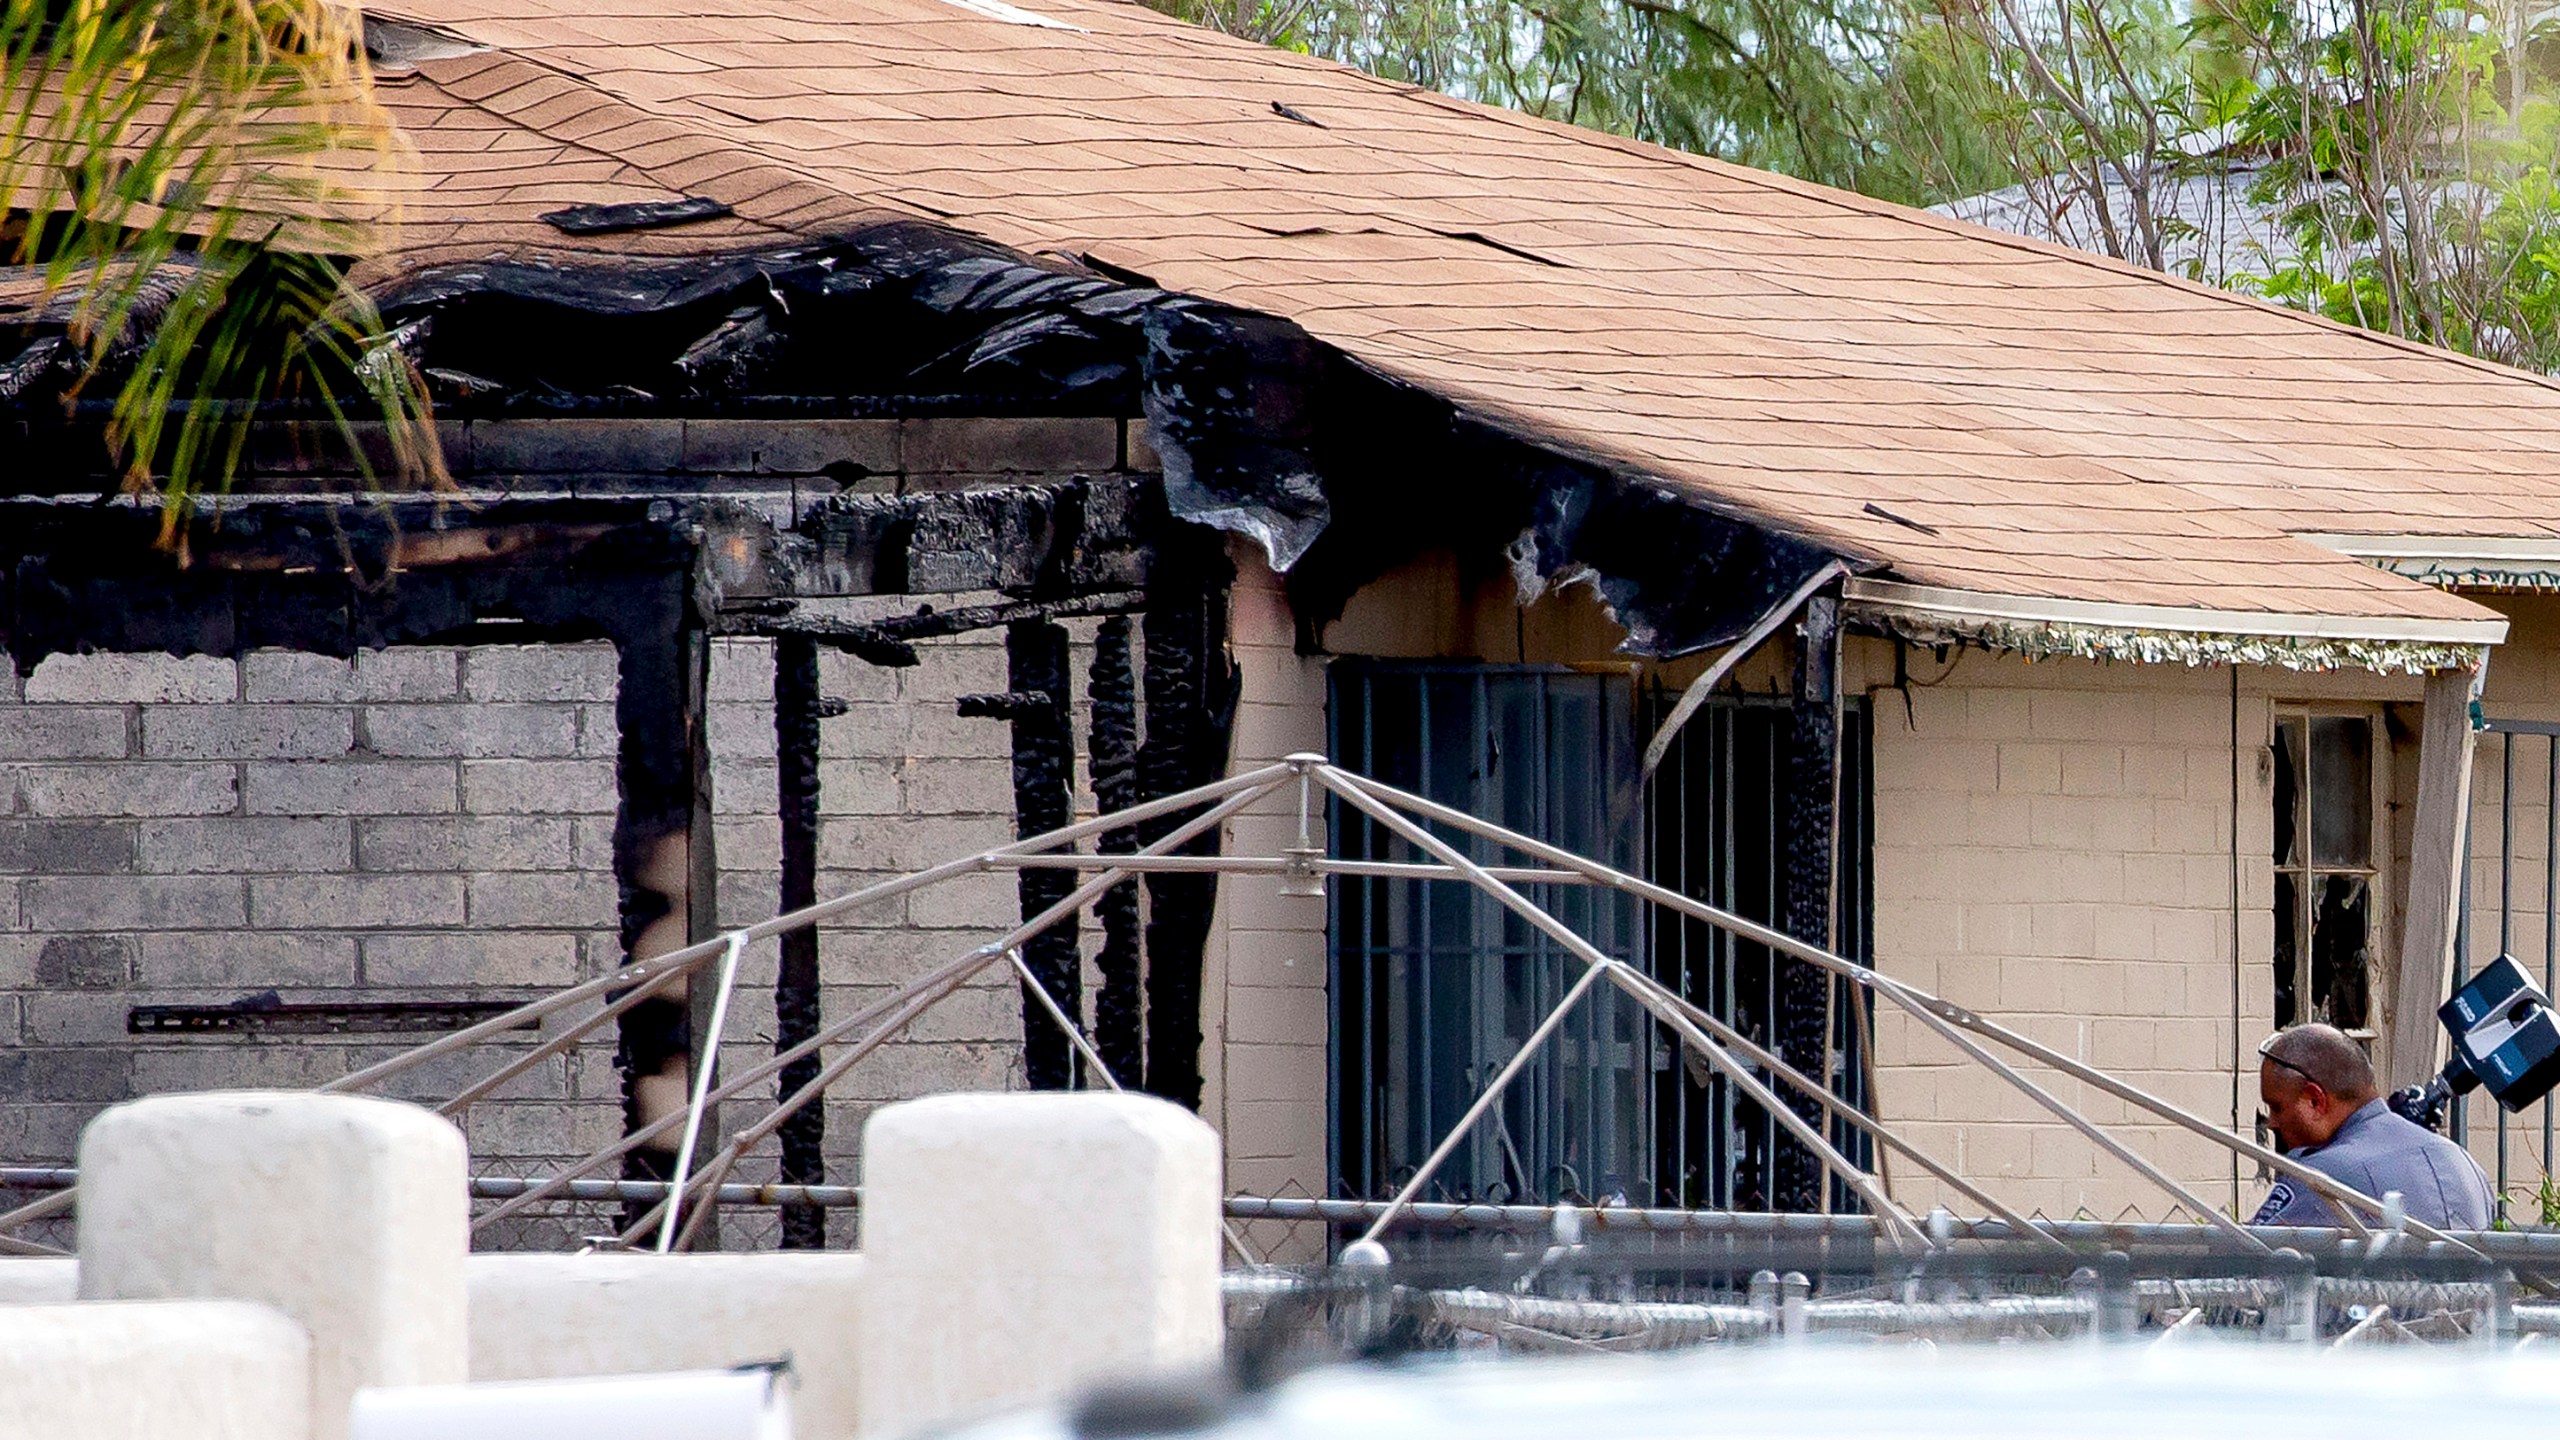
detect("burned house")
[9,0,2560,1233]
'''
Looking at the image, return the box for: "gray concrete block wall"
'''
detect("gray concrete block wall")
[704,633,1033,1200]
[0,623,1120,1241]
[0,646,625,1179]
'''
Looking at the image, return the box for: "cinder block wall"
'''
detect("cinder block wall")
[0,628,1075,1227]
[0,415,1176,1245]
[1863,647,2252,1220]
[0,644,624,1176]
[704,631,1028,1203]
[1856,643,2457,1221]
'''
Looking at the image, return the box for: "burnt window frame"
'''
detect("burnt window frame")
[2271,705,2388,1040]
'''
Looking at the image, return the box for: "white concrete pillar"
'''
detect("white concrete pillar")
[0,1299,311,1439]
[78,1092,469,1440]
[854,1093,1222,1438]
[467,1252,867,1440]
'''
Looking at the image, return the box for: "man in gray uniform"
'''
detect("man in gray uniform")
[2251,1023,2494,1229]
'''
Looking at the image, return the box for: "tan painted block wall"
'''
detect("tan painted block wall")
[1206,547,1331,1218]
[1860,646,2267,1221]
[1846,637,2554,1222]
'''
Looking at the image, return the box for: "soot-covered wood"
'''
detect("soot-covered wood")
[1087,615,1145,1084]
[1002,620,1082,1090]
[1136,550,1239,1112]
[1774,593,1843,1213]
[772,633,828,1247]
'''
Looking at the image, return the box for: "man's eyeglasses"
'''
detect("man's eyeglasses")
[2257,1033,2320,1088]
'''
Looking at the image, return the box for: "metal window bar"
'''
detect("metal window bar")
[1328,664,1646,1208]
[1326,665,1870,1217]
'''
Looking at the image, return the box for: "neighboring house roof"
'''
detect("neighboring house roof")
[1932,160,2302,290]
[84,0,2560,659]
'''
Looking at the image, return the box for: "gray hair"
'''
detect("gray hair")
[2261,1023,2377,1103]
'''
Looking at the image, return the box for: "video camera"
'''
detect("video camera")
[2388,954,2560,1131]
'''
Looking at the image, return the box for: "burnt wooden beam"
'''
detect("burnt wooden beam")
[0,497,694,673]
[718,589,1149,664]
[1088,615,1145,1084]
[1774,591,1843,1213]
[772,634,828,1248]
[1002,620,1081,1090]
[609,597,706,1230]
[706,479,1155,607]
[1136,558,1238,1112]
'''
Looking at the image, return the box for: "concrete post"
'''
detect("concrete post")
[0,1299,310,1440]
[854,1093,1222,1439]
[77,1092,468,1440]
[468,1253,867,1440]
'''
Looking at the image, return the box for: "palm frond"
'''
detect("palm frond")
[1,0,443,531]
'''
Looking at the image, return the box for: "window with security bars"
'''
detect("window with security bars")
[1327,662,1871,1211]
[1645,691,1873,1211]
[2272,712,2382,1036]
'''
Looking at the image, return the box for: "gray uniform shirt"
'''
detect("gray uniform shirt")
[2250,1098,2494,1229]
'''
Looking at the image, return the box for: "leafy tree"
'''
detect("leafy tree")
[1164,0,2012,204]
[1,0,440,537]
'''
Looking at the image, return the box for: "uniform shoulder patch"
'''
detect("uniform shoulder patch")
[2250,1181,2296,1225]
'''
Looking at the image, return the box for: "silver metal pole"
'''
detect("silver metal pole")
[657,930,747,1253]
[331,760,1297,1099]
[1353,958,1614,1246]
[1606,965,1927,1253]
[436,960,689,1117]
[613,780,1283,1246]
[1612,964,2062,1250]
[619,955,1003,1247]
[1002,948,1262,1267]
[475,949,990,1235]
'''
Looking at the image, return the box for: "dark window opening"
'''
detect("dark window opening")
[1326,662,1872,1211]
[2273,713,2377,1034]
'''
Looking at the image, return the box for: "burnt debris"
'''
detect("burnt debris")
[1136,552,1240,1113]
[772,634,829,1248]
[541,197,737,236]
[1086,615,1146,1085]
[999,620,1083,1091]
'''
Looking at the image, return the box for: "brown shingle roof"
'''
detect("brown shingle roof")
[369,0,2554,630]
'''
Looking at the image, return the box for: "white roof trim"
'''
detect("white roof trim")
[2297,533,2560,592]
[930,0,1084,28]
[1844,579,2509,646]
[2299,533,2560,564]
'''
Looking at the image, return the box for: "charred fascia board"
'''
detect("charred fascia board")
[8,215,1860,658]
[1844,577,2502,674]
[0,494,699,673]
[2300,533,2560,594]
[1245,345,1851,659]
[694,476,1167,654]
[377,221,1858,661]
